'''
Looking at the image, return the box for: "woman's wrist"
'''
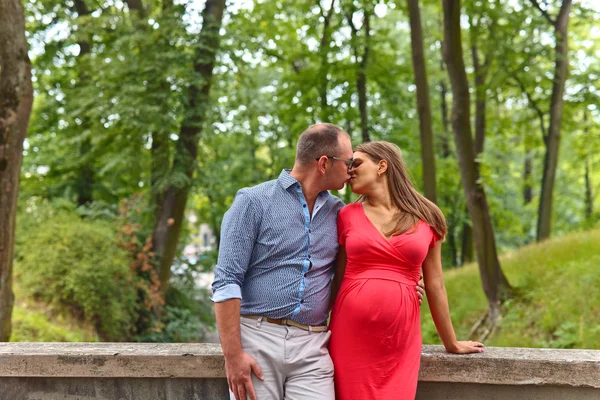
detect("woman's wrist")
[443,340,459,353]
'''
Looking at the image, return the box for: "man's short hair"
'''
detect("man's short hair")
[296,123,348,165]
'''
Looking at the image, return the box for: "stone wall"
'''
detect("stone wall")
[0,343,598,399]
[416,345,600,399]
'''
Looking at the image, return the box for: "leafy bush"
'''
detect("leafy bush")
[134,273,215,343]
[11,305,98,342]
[115,193,216,343]
[15,201,137,341]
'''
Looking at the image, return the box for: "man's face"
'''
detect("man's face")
[326,135,353,191]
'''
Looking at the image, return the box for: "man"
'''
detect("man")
[212,123,423,400]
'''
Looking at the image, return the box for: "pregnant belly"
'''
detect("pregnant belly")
[333,277,420,332]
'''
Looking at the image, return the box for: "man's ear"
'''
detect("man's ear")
[316,156,328,174]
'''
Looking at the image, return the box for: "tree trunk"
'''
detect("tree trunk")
[442,0,510,320]
[407,0,437,203]
[357,11,371,143]
[461,218,473,264]
[0,0,34,341]
[318,0,335,122]
[438,60,457,264]
[471,44,487,157]
[523,148,533,205]
[74,0,94,207]
[440,78,451,158]
[585,155,592,220]
[584,111,593,220]
[511,75,544,208]
[532,0,572,242]
[151,129,169,220]
[346,7,371,143]
[447,226,457,266]
[465,42,489,267]
[76,139,94,206]
[152,0,226,291]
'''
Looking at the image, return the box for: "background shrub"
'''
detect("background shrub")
[11,306,98,342]
[15,200,136,341]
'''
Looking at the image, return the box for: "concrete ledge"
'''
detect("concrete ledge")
[0,343,225,378]
[1,343,599,386]
[419,345,600,388]
[0,343,599,399]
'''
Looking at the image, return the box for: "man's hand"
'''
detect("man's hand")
[416,275,425,305]
[225,351,264,400]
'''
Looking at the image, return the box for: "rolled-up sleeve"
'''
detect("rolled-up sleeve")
[211,190,260,303]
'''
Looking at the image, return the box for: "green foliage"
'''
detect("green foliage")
[115,193,167,338]
[113,193,215,343]
[422,226,600,349]
[144,305,207,342]
[10,305,97,342]
[134,265,215,343]
[137,288,214,343]
[22,0,600,262]
[17,0,600,343]
[15,200,137,341]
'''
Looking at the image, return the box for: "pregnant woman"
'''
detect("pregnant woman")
[328,141,483,400]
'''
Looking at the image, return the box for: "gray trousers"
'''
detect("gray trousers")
[230,317,335,400]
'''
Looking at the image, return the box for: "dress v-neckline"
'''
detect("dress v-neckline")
[359,202,396,243]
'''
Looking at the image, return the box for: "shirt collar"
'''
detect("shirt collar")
[277,169,331,199]
[277,169,298,190]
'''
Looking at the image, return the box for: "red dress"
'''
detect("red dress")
[329,202,438,400]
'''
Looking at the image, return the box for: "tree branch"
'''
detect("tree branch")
[483,0,499,70]
[125,0,146,17]
[360,9,370,71]
[345,6,359,65]
[511,74,548,144]
[318,0,336,120]
[319,0,336,49]
[345,8,358,37]
[528,0,556,26]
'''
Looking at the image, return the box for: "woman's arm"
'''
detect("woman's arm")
[329,245,347,311]
[423,240,484,354]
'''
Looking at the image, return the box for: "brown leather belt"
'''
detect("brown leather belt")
[242,315,328,332]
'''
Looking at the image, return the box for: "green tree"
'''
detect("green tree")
[151,0,227,290]
[0,0,34,341]
[406,0,437,203]
[442,0,511,324]
[528,0,573,242]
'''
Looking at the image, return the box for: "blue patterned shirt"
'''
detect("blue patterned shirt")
[212,170,344,325]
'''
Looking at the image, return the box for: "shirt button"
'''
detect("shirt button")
[304,273,308,277]
[300,300,304,304]
[303,204,307,208]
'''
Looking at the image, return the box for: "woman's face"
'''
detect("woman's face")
[348,151,381,194]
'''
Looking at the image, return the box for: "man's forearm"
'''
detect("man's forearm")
[215,299,243,357]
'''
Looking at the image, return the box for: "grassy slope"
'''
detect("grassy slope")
[11,228,599,345]
[421,228,600,349]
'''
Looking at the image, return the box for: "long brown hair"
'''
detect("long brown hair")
[354,141,448,239]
